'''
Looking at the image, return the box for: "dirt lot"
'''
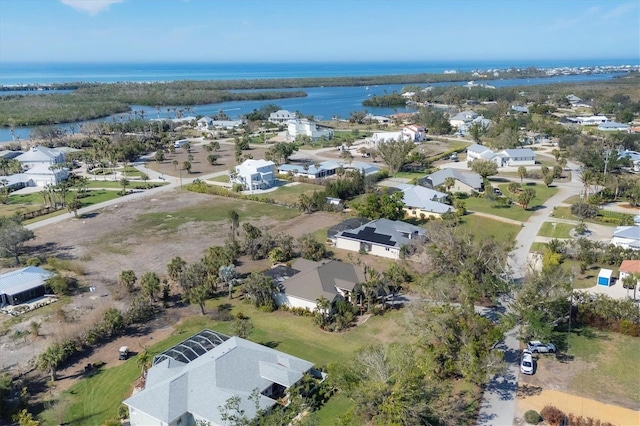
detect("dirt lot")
[0,189,342,383]
[145,139,270,178]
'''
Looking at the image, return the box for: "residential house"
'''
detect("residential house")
[14,145,68,186]
[421,168,483,193]
[611,226,640,250]
[566,94,590,107]
[598,122,631,132]
[499,148,536,166]
[0,266,54,306]
[566,115,609,126]
[466,144,536,167]
[335,218,426,259]
[286,119,334,141]
[368,131,404,147]
[346,161,382,176]
[277,160,342,179]
[511,105,529,113]
[197,117,243,130]
[393,184,451,218]
[124,329,319,426]
[268,110,297,124]
[365,114,391,124]
[619,260,640,286]
[232,159,276,191]
[270,259,366,311]
[402,125,427,142]
[449,110,478,128]
[619,150,640,172]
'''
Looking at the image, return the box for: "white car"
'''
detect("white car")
[520,350,534,375]
[527,341,556,353]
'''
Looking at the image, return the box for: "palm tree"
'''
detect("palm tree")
[141,272,161,302]
[137,347,152,378]
[315,296,331,328]
[38,345,64,381]
[444,177,456,193]
[120,177,129,195]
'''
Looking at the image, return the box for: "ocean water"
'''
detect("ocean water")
[0,59,637,85]
[0,60,636,143]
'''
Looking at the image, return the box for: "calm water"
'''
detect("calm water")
[1,59,637,85]
[0,60,636,143]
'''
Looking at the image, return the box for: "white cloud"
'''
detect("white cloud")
[61,0,124,16]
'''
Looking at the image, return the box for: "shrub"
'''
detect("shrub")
[25,257,41,266]
[524,410,541,425]
[540,405,565,426]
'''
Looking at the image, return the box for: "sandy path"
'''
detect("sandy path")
[517,389,640,426]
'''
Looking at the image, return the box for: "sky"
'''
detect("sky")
[0,0,638,63]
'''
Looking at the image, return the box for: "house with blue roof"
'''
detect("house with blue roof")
[392,184,451,218]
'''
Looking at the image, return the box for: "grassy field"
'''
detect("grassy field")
[47,297,413,425]
[135,198,299,232]
[208,174,230,183]
[462,182,559,222]
[2,190,122,221]
[565,327,640,406]
[538,222,574,239]
[551,206,634,227]
[267,182,325,205]
[530,242,548,254]
[458,214,521,243]
[559,259,620,289]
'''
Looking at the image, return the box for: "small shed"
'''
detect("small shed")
[597,268,613,287]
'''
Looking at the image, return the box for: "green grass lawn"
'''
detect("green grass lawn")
[462,182,559,222]
[209,174,230,183]
[84,180,125,189]
[564,327,640,406]
[537,222,574,239]
[135,198,299,232]
[530,242,548,254]
[392,171,424,180]
[267,183,325,205]
[46,298,413,425]
[559,259,620,289]
[551,206,633,227]
[458,214,521,243]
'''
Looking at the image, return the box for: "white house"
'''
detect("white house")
[619,260,640,286]
[402,125,427,142]
[268,109,297,124]
[124,329,319,426]
[335,218,426,259]
[449,110,478,128]
[368,131,405,147]
[498,148,536,166]
[14,146,68,186]
[232,159,275,191]
[277,160,341,179]
[598,122,631,132]
[197,117,243,130]
[567,115,609,126]
[365,114,392,124]
[286,119,333,141]
[611,226,640,250]
[466,144,536,167]
[270,259,365,311]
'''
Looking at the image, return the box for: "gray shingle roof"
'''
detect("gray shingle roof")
[426,168,483,190]
[125,333,314,425]
[278,260,366,303]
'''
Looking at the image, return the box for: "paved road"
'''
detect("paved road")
[476,161,583,426]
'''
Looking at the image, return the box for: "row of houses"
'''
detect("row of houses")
[1,145,70,189]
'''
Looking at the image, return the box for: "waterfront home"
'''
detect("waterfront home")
[232,159,275,191]
[268,109,297,124]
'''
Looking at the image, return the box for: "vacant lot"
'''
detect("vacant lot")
[537,221,574,239]
[517,326,640,414]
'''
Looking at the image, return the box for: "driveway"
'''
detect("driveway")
[476,161,583,425]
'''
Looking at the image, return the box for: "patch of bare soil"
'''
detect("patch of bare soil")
[2,189,343,383]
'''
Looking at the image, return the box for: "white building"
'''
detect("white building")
[368,131,405,147]
[449,110,478,128]
[611,226,640,250]
[268,109,297,124]
[598,122,631,132]
[14,146,68,186]
[286,119,333,141]
[232,159,275,191]
[402,125,427,142]
[466,144,535,167]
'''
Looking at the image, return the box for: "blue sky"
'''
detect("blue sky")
[0,0,638,63]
